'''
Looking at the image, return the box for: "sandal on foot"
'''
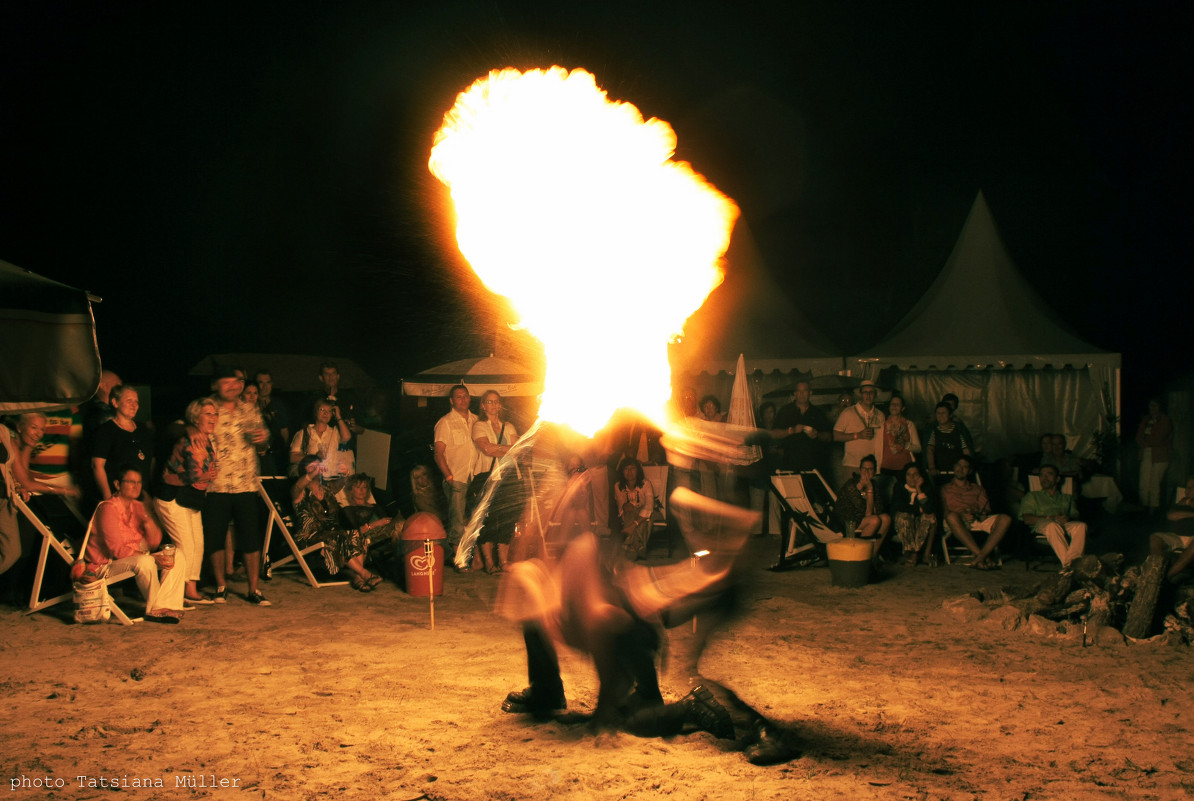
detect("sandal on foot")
[365,574,383,590]
[349,576,373,592]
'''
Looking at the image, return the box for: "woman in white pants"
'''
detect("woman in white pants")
[85,466,186,622]
[155,398,218,605]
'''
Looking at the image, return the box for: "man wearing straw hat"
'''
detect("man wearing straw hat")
[832,379,884,489]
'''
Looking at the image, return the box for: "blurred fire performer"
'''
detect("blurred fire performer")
[429,66,793,762]
[488,427,796,765]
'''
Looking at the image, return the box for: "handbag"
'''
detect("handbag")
[72,564,112,624]
[466,424,505,512]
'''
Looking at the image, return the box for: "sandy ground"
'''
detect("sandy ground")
[2,535,1193,801]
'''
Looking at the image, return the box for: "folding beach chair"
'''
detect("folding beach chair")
[259,477,350,589]
[768,470,841,569]
[12,492,90,617]
[1019,474,1077,571]
[641,464,673,557]
[66,509,140,625]
[18,500,140,624]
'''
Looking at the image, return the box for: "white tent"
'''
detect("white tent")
[669,221,845,409]
[850,191,1121,458]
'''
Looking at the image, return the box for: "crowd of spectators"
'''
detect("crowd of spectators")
[0,361,402,619]
[745,380,1186,575]
[2,367,1189,616]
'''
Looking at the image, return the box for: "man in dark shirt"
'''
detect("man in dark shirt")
[771,381,831,475]
[310,362,361,436]
[254,368,290,476]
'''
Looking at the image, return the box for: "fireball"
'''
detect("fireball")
[430,66,738,435]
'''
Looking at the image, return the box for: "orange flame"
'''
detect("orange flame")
[430,66,738,436]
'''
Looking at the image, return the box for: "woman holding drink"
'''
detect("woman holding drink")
[86,466,187,622]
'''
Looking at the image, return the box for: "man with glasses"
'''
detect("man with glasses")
[832,379,885,488]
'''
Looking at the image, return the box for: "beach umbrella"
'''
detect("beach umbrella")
[727,353,762,464]
[401,355,543,398]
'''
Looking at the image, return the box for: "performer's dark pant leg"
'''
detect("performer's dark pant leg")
[524,622,563,699]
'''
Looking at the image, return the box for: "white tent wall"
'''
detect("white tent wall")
[878,367,1113,460]
[852,191,1121,465]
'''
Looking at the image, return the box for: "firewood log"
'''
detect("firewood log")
[1123,554,1167,639]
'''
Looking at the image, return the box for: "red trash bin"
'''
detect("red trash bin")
[400,512,446,597]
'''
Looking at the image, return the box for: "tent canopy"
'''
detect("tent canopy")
[188,354,375,391]
[401,356,543,398]
[0,259,101,412]
[850,192,1121,458]
[669,220,845,377]
[854,191,1119,371]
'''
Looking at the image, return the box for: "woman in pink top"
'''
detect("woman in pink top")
[86,466,187,622]
[878,395,921,477]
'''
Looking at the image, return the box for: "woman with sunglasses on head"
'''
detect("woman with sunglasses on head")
[471,390,520,573]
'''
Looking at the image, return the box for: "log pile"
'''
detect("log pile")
[945,552,1194,646]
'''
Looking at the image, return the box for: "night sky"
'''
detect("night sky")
[1,1,1187,411]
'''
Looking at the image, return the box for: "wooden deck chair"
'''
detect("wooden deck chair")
[11,492,90,617]
[1020,474,1078,570]
[769,470,841,569]
[20,501,139,624]
[641,465,673,557]
[66,508,140,625]
[1152,487,1192,559]
[939,473,1007,566]
[258,477,349,588]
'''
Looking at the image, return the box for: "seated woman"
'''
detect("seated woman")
[614,458,656,561]
[834,455,892,554]
[84,466,186,623]
[338,473,405,548]
[291,455,382,592]
[290,398,353,490]
[9,413,83,504]
[891,463,937,567]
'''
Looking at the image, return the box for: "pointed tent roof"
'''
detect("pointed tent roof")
[854,192,1119,370]
[670,219,845,376]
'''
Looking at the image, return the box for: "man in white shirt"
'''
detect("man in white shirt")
[832,379,884,487]
[434,385,478,557]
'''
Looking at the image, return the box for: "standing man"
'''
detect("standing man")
[772,380,831,475]
[1020,464,1086,572]
[254,368,290,477]
[832,379,884,488]
[434,384,478,558]
[313,362,362,437]
[205,367,271,605]
[941,455,1011,570]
